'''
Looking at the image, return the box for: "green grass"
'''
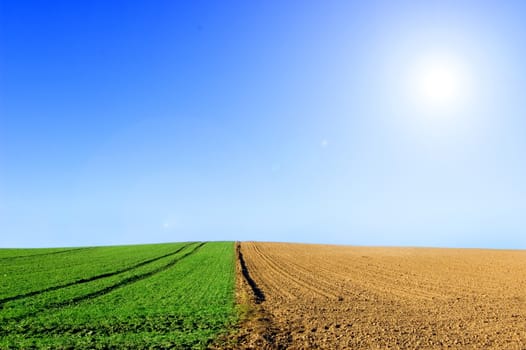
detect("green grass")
[0,242,191,300]
[0,241,237,349]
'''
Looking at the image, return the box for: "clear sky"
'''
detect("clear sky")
[1,1,525,248]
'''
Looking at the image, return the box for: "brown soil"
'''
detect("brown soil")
[233,241,526,349]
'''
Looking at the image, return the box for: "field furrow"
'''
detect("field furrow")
[250,242,322,299]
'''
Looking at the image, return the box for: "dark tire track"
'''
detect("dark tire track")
[0,242,196,306]
[237,243,265,304]
[0,247,92,261]
[228,242,290,350]
[0,242,207,327]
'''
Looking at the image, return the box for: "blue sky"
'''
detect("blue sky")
[1,1,525,248]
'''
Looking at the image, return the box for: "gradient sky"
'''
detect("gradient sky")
[1,1,526,248]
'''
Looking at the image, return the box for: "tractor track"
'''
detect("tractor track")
[237,243,265,304]
[0,242,195,306]
[0,247,92,261]
[0,242,207,329]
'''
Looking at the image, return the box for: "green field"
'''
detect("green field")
[0,241,237,349]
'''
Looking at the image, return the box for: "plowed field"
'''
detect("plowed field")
[235,242,526,349]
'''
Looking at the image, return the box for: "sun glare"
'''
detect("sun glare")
[395,51,479,142]
[410,54,471,114]
[418,63,460,104]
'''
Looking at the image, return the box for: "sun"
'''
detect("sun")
[409,54,471,114]
[418,62,461,105]
[397,51,478,141]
